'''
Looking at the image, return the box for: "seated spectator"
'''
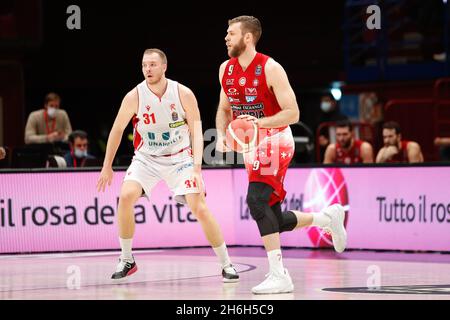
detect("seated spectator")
[315,94,349,161]
[323,120,373,164]
[376,121,424,163]
[434,137,450,161]
[24,92,72,144]
[64,130,97,168]
[0,146,5,160]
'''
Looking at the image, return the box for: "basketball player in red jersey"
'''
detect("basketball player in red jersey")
[215,16,347,294]
[323,120,373,164]
[376,121,423,163]
[97,49,238,283]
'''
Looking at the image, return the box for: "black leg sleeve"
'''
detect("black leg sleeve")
[246,182,280,236]
[271,202,298,233]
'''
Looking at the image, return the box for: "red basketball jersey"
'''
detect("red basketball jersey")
[222,52,294,206]
[335,139,364,164]
[386,140,410,163]
[221,53,284,128]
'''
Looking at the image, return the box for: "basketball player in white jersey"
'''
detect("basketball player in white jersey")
[97,49,239,282]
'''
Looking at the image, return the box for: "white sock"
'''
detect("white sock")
[311,211,331,228]
[119,238,133,262]
[267,249,285,275]
[212,242,232,268]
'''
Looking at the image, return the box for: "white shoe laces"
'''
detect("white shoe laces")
[116,259,133,272]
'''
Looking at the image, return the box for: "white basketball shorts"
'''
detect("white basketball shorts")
[123,148,202,204]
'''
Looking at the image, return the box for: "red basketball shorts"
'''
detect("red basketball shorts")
[243,126,295,206]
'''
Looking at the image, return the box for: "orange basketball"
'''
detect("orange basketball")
[225,118,258,153]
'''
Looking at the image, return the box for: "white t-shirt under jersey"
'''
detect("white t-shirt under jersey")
[133,79,191,156]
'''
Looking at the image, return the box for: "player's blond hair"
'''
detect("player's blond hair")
[143,48,167,64]
[228,16,262,45]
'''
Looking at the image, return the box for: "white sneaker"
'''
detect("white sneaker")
[222,264,239,283]
[251,269,294,294]
[322,204,347,253]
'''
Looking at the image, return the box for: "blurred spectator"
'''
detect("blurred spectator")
[434,137,450,161]
[376,121,424,163]
[64,130,97,168]
[0,146,5,160]
[359,92,383,125]
[323,120,373,164]
[24,92,72,144]
[315,94,348,161]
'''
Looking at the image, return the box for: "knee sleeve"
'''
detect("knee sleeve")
[247,182,280,236]
[246,182,273,220]
[271,203,298,233]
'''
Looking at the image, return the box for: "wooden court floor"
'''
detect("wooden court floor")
[1,248,449,300]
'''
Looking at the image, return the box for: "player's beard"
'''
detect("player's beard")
[147,73,163,85]
[341,138,352,149]
[229,38,247,58]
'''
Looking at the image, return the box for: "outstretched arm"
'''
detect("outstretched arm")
[179,84,205,192]
[179,85,203,169]
[215,60,232,152]
[97,88,138,192]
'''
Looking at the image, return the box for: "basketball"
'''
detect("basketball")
[226,118,258,153]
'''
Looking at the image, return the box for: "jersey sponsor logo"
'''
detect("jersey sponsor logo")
[228,97,240,103]
[239,77,246,86]
[162,132,171,141]
[226,79,234,86]
[245,88,257,96]
[233,109,265,118]
[148,135,183,147]
[169,120,186,128]
[170,104,176,111]
[227,65,234,76]
[245,88,257,102]
[227,88,239,96]
[148,132,156,140]
[255,65,262,76]
[253,79,259,87]
[176,162,193,174]
[172,111,179,121]
[231,103,264,111]
[231,103,265,118]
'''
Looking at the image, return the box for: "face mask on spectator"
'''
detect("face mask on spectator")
[74,148,87,158]
[47,107,57,118]
[321,101,332,113]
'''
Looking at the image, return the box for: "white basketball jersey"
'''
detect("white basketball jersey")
[133,79,191,156]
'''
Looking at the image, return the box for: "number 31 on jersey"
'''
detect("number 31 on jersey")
[143,113,156,124]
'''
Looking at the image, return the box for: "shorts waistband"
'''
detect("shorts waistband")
[162,146,191,157]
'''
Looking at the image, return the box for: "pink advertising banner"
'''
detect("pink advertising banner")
[0,170,235,253]
[1,167,449,253]
[235,167,450,251]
